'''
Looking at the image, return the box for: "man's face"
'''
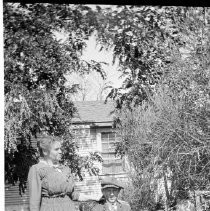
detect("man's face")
[102,187,120,204]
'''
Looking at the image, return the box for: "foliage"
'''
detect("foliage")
[67,69,113,101]
[61,136,103,180]
[5,142,38,196]
[4,3,103,193]
[115,60,210,209]
[98,6,210,210]
[5,5,210,206]
[116,80,210,209]
[95,6,210,109]
[120,177,157,211]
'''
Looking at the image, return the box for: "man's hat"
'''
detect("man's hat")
[101,177,124,190]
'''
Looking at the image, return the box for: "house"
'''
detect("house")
[72,101,128,197]
[5,101,128,211]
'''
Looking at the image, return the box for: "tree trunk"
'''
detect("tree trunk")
[163,169,170,211]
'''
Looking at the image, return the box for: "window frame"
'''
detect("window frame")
[101,132,125,174]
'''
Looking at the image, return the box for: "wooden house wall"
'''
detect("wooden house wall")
[72,125,102,197]
[5,137,37,211]
[5,183,29,211]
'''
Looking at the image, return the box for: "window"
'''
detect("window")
[101,132,124,175]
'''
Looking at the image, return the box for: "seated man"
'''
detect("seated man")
[91,177,131,211]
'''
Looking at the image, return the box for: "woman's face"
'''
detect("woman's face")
[46,141,62,164]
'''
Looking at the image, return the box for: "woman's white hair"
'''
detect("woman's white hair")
[37,135,62,157]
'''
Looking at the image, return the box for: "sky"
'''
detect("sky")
[81,33,120,85]
[60,4,124,101]
[66,32,124,101]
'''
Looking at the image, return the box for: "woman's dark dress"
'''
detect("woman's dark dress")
[28,160,79,211]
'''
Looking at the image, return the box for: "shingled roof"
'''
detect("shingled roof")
[72,101,115,125]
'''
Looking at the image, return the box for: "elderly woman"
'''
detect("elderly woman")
[28,135,93,211]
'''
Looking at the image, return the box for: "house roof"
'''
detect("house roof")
[72,101,115,124]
